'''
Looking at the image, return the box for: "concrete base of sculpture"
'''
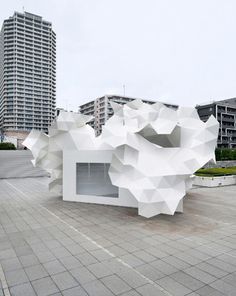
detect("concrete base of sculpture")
[63,150,183,217]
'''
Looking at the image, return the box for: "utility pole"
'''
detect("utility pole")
[123,84,126,96]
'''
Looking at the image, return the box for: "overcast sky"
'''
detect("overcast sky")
[1,0,236,110]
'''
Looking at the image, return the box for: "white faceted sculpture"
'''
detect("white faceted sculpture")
[23,100,219,218]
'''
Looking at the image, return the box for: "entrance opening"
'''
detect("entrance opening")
[76,163,118,197]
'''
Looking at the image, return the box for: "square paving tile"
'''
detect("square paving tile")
[87,262,114,278]
[52,271,79,291]
[82,280,114,296]
[0,257,22,272]
[5,268,29,287]
[195,262,228,278]
[19,254,40,267]
[196,285,225,296]
[116,268,147,288]
[136,283,166,296]
[51,247,72,259]
[0,248,16,260]
[25,264,48,281]
[101,274,131,295]
[75,252,98,266]
[62,286,88,296]
[59,256,82,270]
[10,282,36,296]
[132,250,156,263]
[43,260,66,275]
[221,273,236,287]
[170,271,205,290]
[32,276,59,296]
[135,264,165,281]
[14,245,33,257]
[36,250,56,263]
[157,276,192,296]
[184,266,217,284]
[119,291,140,296]
[69,266,96,284]
[150,259,178,275]
[210,279,236,295]
[65,243,85,256]
[119,254,144,268]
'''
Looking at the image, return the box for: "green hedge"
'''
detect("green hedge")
[196,166,236,177]
[0,142,16,150]
[215,148,236,161]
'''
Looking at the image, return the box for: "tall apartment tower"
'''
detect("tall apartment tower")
[79,95,178,136]
[0,11,56,135]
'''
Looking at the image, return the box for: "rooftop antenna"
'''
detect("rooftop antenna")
[23,6,25,12]
[123,84,126,96]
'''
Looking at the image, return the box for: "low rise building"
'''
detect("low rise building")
[196,98,236,148]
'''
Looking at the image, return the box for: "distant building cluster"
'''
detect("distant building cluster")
[79,95,178,136]
[196,98,236,149]
[1,11,236,150]
[79,96,236,149]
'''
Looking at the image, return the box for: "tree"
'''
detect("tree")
[215,148,221,161]
[0,142,16,150]
[231,149,236,160]
[221,149,232,160]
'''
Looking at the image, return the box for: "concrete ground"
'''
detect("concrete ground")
[0,151,48,179]
[0,178,235,296]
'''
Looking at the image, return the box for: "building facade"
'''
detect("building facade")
[196,98,236,148]
[0,11,56,135]
[79,95,178,136]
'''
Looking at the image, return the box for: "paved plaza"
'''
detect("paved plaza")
[0,178,235,296]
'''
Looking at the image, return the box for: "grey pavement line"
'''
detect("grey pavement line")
[4,179,173,296]
[0,263,11,296]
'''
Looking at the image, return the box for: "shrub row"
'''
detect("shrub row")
[196,166,236,176]
[215,148,236,161]
[0,142,16,150]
